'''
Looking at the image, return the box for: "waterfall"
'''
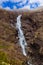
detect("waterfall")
[16,15,27,56]
[16,15,32,65]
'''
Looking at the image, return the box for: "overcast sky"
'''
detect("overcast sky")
[0,0,43,10]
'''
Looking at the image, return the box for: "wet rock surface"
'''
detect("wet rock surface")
[0,8,43,65]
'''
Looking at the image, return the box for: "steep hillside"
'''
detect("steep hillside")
[0,8,43,65]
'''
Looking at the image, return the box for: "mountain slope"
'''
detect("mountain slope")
[0,8,43,65]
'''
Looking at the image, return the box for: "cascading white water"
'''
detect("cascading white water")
[16,15,27,56]
[16,15,32,65]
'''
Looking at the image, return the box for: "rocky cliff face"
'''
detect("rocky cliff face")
[0,8,43,65]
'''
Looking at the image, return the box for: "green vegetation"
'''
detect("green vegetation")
[0,51,10,65]
[1,62,10,65]
[0,51,23,65]
[0,39,24,65]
